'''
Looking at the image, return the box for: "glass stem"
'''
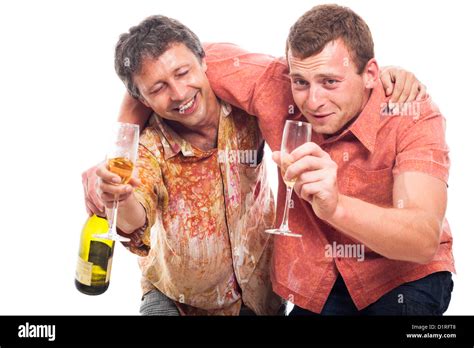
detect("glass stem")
[279,185,293,231]
[108,198,119,235]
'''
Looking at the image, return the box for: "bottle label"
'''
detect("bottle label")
[76,257,93,286]
[89,241,112,269]
[106,257,113,283]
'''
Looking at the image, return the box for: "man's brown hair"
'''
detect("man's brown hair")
[115,15,205,100]
[286,4,374,74]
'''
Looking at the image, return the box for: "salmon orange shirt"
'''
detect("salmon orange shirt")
[204,43,455,313]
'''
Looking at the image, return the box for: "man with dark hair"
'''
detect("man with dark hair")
[277,4,455,315]
[84,12,427,315]
[205,4,454,315]
[95,15,280,316]
[114,16,205,100]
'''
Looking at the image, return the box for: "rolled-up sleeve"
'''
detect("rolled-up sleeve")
[204,43,295,141]
[393,97,450,184]
[204,43,284,116]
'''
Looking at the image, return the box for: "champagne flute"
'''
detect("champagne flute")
[266,120,312,237]
[94,122,140,242]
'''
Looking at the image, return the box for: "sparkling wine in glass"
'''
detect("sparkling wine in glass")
[266,120,312,238]
[94,122,140,242]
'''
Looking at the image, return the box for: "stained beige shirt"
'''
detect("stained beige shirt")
[121,102,281,315]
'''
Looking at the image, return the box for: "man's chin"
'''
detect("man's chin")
[310,124,335,135]
[182,113,208,128]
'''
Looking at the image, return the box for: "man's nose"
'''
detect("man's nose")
[306,85,326,111]
[169,81,187,102]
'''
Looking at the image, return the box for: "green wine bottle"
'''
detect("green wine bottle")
[75,215,115,295]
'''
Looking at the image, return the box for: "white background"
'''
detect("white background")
[0,0,472,315]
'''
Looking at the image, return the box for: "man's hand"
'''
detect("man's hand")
[380,66,427,103]
[81,163,141,216]
[95,162,141,209]
[82,164,105,216]
[272,142,339,221]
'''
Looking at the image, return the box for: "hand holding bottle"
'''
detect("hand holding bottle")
[82,164,105,217]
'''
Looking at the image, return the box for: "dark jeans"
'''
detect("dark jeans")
[290,271,454,316]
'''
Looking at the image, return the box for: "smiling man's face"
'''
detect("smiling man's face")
[288,39,377,135]
[133,43,215,129]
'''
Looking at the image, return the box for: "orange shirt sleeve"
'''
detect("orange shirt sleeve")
[393,96,450,184]
[204,43,294,120]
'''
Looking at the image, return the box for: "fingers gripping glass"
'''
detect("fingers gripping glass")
[265,120,312,238]
[94,123,140,242]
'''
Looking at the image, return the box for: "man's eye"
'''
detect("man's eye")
[325,79,339,86]
[177,70,188,77]
[292,79,308,87]
[151,85,165,94]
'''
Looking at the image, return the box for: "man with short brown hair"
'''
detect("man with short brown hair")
[94,15,281,316]
[278,4,454,315]
[206,4,455,315]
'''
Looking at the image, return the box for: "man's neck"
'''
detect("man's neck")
[165,95,220,151]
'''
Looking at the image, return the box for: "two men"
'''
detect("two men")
[84,6,440,315]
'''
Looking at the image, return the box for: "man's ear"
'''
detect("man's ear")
[138,96,150,108]
[201,57,208,73]
[363,58,379,89]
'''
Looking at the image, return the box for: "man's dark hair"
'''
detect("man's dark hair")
[115,15,205,99]
[286,4,374,74]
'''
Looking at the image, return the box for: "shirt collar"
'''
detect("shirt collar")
[150,101,231,160]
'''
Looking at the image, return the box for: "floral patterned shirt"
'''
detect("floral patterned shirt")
[121,101,281,315]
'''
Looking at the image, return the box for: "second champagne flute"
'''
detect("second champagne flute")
[266,120,312,237]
